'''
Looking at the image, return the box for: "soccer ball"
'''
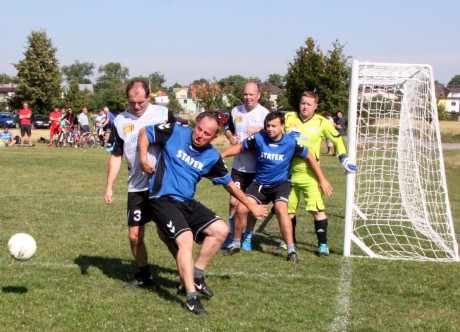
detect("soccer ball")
[7,233,37,260]
[0,140,5,148]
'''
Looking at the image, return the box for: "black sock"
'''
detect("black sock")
[314,219,328,245]
[291,215,297,244]
[139,265,151,277]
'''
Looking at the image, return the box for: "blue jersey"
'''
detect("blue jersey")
[0,131,13,142]
[243,132,308,186]
[145,123,232,202]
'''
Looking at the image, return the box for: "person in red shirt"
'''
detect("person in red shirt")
[18,102,33,147]
[49,106,62,147]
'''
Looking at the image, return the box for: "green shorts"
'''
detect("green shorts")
[288,171,325,214]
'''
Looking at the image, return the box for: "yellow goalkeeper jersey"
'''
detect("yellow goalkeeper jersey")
[284,112,346,176]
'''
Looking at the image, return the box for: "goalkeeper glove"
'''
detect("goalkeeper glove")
[338,154,357,173]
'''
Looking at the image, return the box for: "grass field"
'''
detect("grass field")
[1,141,460,331]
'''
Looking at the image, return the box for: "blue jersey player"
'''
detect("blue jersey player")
[138,114,268,315]
[221,111,333,262]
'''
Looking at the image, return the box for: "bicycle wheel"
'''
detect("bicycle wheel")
[88,134,98,149]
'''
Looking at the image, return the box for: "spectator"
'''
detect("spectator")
[78,107,90,134]
[18,102,34,147]
[0,126,18,147]
[49,106,62,147]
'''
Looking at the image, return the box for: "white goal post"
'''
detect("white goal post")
[344,60,459,262]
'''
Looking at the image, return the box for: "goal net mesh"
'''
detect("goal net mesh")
[346,62,458,261]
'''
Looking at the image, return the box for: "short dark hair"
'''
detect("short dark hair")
[264,111,284,128]
[125,80,150,98]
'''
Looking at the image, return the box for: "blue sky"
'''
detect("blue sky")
[1,0,459,85]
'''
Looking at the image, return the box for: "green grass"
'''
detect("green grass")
[0,144,459,331]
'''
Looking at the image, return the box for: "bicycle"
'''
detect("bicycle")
[79,132,98,149]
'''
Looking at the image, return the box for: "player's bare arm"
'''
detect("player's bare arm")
[224,181,268,220]
[221,143,243,159]
[105,154,122,204]
[138,127,155,174]
[305,152,333,196]
[225,129,239,145]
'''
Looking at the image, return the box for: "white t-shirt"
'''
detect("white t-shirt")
[109,104,171,192]
[226,104,269,173]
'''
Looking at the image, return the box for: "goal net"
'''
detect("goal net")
[344,60,459,262]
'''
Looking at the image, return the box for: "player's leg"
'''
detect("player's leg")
[223,198,251,255]
[124,191,154,288]
[151,197,207,314]
[271,182,299,262]
[193,218,228,298]
[303,174,329,257]
[279,184,301,250]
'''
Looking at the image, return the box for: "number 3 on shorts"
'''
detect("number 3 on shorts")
[133,210,141,222]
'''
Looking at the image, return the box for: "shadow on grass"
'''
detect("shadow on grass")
[253,210,340,257]
[73,255,182,304]
[2,286,28,294]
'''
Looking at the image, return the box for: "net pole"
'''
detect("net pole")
[343,60,360,257]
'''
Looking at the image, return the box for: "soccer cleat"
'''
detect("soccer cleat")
[286,251,299,263]
[241,238,252,251]
[185,295,207,315]
[194,276,214,298]
[318,243,330,257]
[277,241,287,250]
[177,277,214,298]
[123,272,154,289]
[221,236,234,249]
[223,244,240,256]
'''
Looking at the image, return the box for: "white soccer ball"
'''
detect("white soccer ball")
[7,233,37,260]
[0,140,5,148]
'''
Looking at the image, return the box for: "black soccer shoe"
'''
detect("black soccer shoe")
[185,295,207,315]
[223,244,241,256]
[177,277,214,298]
[123,272,154,289]
[286,251,299,263]
[194,276,214,298]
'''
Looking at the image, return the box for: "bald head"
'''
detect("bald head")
[243,82,260,111]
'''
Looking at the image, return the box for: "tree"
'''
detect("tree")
[93,62,130,113]
[192,78,209,85]
[0,73,14,84]
[447,74,460,86]
[11,30,62,114]
[274,91,293,112]
[267,73,285,89]
[285,37,350,115]
[167,92,183,113]
[63,79,91,111]
[62,61,95,84]
[149,71,166,93]
[193,80,225,110]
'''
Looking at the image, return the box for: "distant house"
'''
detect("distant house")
[172,87,203,114]
[436,85,460,114]
[0,84,18,104]
[153,90,169,106]
[258,82,284,110]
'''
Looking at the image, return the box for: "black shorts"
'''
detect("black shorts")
[231,169,255,191]
[245,180,292,205]
[127,191,152,227]
[150,197,221,244]
[20,124,32,136]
